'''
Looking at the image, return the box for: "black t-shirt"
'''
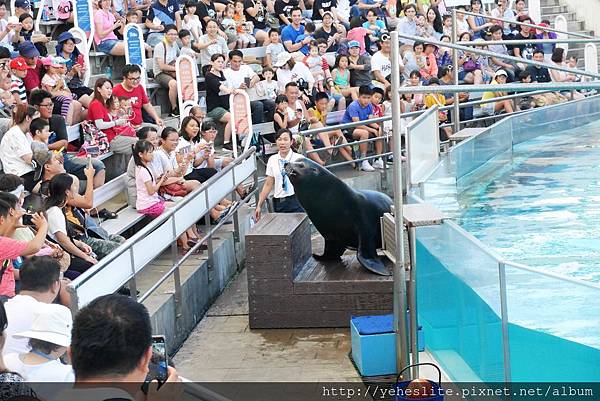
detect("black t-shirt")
[526,65,551,83]
[513,32,536,60]
[205,71,230,112]
[312,0,336,19]
[196,0,217,31]
[47,114,68,146]
[314,25,338,52]
[274,0,298,26]
[244,0,267,30]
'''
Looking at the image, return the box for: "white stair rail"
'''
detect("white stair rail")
[555,15,569,53]
[584,43,598,77]
[68,27,92,87]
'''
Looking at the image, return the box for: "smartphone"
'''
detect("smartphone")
[244,77,251,87]
[142,335,168,393]
[76,54,84,66]
[87,154,92,169]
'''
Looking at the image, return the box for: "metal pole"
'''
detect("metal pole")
[394,32,600,80]
[460,38,600,46]
[451,8,460,133]
[390,30,411,380]
[408,226,419,378]
[460,9,594,39]
[396,81,600,94]
[498,262,512,382]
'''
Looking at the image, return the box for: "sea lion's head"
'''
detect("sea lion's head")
[284,158,332,187]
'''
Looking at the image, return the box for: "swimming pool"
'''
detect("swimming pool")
[414,96,600,382]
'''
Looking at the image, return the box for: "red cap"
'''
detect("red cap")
[10,57,31,71]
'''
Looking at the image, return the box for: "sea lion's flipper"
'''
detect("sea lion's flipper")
[356,219,391,276]
[313,239,346,261]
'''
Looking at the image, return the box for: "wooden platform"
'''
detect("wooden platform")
[247,214,393,329]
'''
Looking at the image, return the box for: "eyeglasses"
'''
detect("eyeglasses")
[39,102,53,108]
[127,76,141,82]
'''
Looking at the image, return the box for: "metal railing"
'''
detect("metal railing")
[66,148,258,313]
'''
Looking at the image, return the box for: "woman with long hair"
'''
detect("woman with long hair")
[88,78,137,157]
[467,0,492,40]
[205,54,239,151]
[426,6,444,38]
[44,173,96,277]
[93,0,126,56]
[550,48,584,100]
[0,104,38,191]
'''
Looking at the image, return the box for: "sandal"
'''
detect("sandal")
[93,208,117,220]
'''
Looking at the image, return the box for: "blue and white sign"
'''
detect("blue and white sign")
[124,24,148,87]
[73,0,93,46]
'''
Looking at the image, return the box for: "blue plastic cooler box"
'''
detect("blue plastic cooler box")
[351,314,424,377]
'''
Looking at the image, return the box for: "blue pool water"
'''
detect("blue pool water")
[455,121,600,281]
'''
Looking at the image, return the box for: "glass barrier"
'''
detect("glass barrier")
[503,262,600,382]
[416,222,506,382]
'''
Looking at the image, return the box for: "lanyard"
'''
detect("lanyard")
[30,349,55,361]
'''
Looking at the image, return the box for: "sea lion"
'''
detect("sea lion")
[285,158,393,276]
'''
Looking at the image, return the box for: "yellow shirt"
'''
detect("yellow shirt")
[482,79,501,101]
[424,93,446,109]
[308,107,326,125]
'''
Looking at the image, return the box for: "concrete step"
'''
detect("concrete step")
[541,0,561,6]
[540,5,568,14]
[541,11,576,22]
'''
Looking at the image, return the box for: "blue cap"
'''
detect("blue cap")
[57,31,82,44]
[18,41,40,58]
[15,0,31,8]
[348,40,360,48]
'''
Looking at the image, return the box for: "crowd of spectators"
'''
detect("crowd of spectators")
[0,0,589,393]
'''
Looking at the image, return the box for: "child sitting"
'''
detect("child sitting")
[178,29,200,76]
[303,41,326,92]
[16,13,49,56]
[272,94,288,134]
[295,22,316,55]
[234,1,256,48]
[182,0,202,43]
[9,57,28,105]
[41,56,84,125]
[256,67,279,100]
[29,117,51,153]
[0,71,14,112]
[133,140,173,218]
[221,4,239,48]
[265,29,285,68]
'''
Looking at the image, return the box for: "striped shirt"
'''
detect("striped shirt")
[10,75,27,104]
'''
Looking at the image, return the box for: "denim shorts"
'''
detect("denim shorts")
[63,154,105,180]
[96,39,119,54]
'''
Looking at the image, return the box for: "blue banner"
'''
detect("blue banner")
[126,25,143,66]
[75,0,91,34]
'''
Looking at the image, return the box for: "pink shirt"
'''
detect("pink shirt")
[346,27,370,55]
[94,10,118,45]
[135,166,161,211]
[0,237,28,298]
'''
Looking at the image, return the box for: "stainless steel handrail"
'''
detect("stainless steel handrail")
[459,9,595,39]
[69,148,256,289]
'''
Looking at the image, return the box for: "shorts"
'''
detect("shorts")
[206,107,229,121]
[139,199,165,218]
[342,128,355,141]
[155,72,175,89]
[253,27,268,36]
[481,101,495,116]
[96,39,120,54]
[63,154,105,179]
[146,32,164,47]
[225,31,238,44]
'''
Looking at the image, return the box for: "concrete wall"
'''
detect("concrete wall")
[562,0,599,36]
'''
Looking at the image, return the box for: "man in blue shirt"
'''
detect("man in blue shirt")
[144,0,182,47]
[340,85,384,171]
[281,7,311,53]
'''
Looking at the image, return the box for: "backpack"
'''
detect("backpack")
[77,120,110,157]
[56,0,72,20]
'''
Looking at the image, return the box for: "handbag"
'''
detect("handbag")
[462,58,480,72]
[77,120,110,157]
[163,44,178,79]
[158,182,188,197]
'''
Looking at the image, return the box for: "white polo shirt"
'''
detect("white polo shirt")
[265,150,304,198]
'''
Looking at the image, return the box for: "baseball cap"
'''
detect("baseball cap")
[9,57,31,71]
[348,40,360,48]
[495,69,508,78]
[18,41,40,58]
[15,0,31,8]
[273,51,292,67]
[32,150,53,181]
[15,304,72,347]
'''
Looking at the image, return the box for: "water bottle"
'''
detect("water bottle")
[42,3,50,21]
[199,96,206,113]
[104,66,112,78]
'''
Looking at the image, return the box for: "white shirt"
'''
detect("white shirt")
[371,51,392,78]
[285,99,304,134]
[4,353,75,382]
[153,147,177,177]
[153,41,180,77]
[224,65,256,91]
[3,295,44,355]
[46,206,67,242]
[266,150,304,198]
[0,125,33,177]
[276,63,315,93]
